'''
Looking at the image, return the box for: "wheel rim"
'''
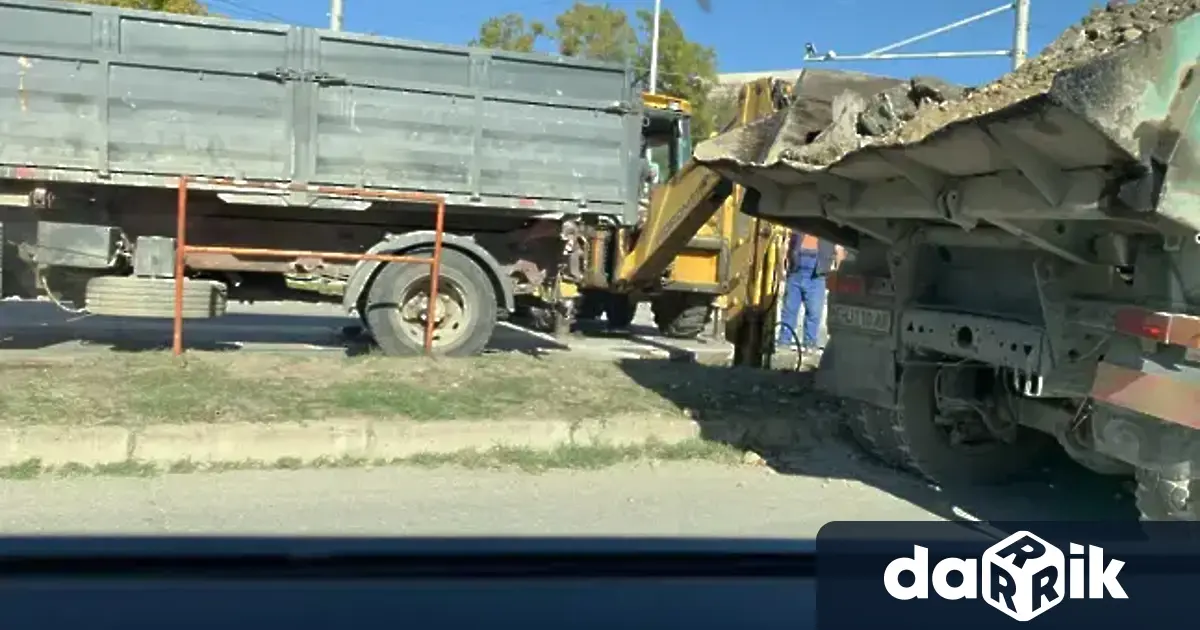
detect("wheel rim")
[388,276,471,349]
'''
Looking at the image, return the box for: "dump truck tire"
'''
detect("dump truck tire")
[363,248,496,357]
[85,276,227,318]
[652,293,713,339]
[846,402,907,469]
[1135,467,1198,522]
[877,364,1052,486]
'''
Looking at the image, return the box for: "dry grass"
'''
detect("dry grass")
[0,439,746,479]
[0,352,816,427]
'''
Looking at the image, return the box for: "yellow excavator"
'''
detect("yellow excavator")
[575,77,794,366]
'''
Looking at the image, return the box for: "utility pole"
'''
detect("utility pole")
[1012,0,1030,69]
[648,0,661,94]
[330,0,343,31]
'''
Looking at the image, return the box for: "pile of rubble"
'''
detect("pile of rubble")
[786,0,1199,166]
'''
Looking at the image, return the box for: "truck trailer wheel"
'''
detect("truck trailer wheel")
[651,292,713,339]
[874,364,1051,486]
[85,276,227,318]
[363,249,497,357]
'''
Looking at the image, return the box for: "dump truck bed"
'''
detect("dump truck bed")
[0,0,642,220]
[695,5,1200,241]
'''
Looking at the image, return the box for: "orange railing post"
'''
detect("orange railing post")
[173,176,188,356]
[171,176,447,357]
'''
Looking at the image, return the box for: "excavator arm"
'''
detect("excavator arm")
[614,78,792,290]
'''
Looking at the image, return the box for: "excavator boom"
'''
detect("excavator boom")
[614,78,792,290]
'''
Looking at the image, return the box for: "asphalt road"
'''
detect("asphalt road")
[0,454,1134,537]
[0,298,732,361]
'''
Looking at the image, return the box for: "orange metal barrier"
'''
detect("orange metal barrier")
[172,176,447,356]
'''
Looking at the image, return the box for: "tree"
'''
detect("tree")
[70,0,208,14]
[633,7,718,138]
[706,90,740,134]
[470,14,546,53]
[471,2,719,142]
[553,2,637,63]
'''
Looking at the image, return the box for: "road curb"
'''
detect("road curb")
[0,414,823,469]
[0,414,756,468]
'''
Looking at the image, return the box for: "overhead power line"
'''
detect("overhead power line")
[803,0,1032,71]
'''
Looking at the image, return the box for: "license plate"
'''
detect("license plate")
[829,304,892,334]
[1187,347,1200,363]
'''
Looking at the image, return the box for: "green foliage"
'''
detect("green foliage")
[470,13,546,53]
[69,0,208,14]
[633,7,718,139]
[706,91,740,135]
[554,1,637,62]
[471,1,721,142]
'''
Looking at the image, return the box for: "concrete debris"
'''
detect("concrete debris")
[785,0,1199,166]
[856,77,966,138]
[693,69,906,168]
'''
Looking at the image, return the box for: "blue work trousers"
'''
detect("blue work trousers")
[778,251,826,348]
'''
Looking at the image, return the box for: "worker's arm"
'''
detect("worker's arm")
[834,245,846,269]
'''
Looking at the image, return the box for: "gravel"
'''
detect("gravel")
[787,0,1200,166]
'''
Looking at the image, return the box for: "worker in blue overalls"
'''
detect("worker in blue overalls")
[777,230,841,354]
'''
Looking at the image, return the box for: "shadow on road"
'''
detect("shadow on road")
[0,300,566,356]
[615,358,1136,525]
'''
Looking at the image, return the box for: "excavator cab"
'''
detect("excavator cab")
[639,93,693,194]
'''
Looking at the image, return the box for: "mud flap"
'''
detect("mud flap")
[815,333,896,409]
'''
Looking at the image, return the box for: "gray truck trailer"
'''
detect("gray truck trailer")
[0,0,643,356]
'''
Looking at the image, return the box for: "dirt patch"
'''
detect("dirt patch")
[0,352,821,428]
[790,0,1199,165]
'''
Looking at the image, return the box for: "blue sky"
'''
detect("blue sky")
[203,0,1100,86]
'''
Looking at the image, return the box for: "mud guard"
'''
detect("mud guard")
[816,333,897,409]
[341,231,514,316]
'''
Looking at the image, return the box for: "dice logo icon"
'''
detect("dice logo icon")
[982,531,1065,622]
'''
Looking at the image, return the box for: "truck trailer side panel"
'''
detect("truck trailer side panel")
[0,0,640,220]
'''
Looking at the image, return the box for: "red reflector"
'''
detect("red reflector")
[828,273,864,295]
[1115,308,1173,343]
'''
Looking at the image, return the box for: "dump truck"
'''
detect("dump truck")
[0,0,650,356]
[694,1,1200,520]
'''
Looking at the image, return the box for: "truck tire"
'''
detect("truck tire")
[363,248,497,357]
[846,401,907,468]
[1135,467,1198,522]
[85,276,227,318]
[873,364,1051,486]
[651,292,713,339]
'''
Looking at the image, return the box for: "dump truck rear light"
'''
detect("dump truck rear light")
[1114,307,1200,348]
[827,272,864,295]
